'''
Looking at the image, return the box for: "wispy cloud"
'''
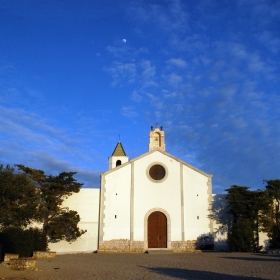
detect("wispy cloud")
[121,106,138,118]
[24,152,100,187]
[128,0,189,34]
[140,60,157,87]
[104,62,137,86]
[165,73,183,87]
[163,90,177,98]
[131,90,142,102]
[166,58,187,68]
[0,103,103,187]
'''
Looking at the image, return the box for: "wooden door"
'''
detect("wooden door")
[148,211,167,248]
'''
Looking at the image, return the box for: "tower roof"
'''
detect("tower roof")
[111,142,127,156]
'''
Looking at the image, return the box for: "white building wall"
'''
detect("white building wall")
[183,165,211,240]
[102,164,131,240]
[102,150,212,246]
[48,188,100,254]
[211,194,230,251]
[133,151,182,241]
[259,232,269,250]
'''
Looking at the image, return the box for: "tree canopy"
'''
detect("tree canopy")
[226,182,279,251]
[0,164,41,228]
[16,164,86,242]
[263,179,280,248]
[0,164,86,245]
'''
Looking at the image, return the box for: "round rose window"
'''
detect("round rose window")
[149,164,166,180]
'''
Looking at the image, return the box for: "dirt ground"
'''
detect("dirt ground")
[1,252,280,280]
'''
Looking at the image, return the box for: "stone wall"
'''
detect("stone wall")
[4,253,19,262]
[33,251,56,258]
[4,253,52,270]
[130,241,145,252]
[10,258,37,270]
[99,239,203,253]
[171,241,198,252]
[99,239,145,252]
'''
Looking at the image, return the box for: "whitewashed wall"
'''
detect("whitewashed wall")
[102,164,131,240]
[48,188,100,254]
[183,164,211,240]
[211,194,230,251]
[133,151,182,241]
[101,150,212,246]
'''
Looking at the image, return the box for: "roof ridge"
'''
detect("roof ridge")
[104,148,212,178]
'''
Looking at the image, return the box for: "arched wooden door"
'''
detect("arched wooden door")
[148,211,167,248]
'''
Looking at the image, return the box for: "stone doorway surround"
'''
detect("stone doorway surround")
[144,208,171,250]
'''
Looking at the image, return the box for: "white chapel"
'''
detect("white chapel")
[49,127,215,253]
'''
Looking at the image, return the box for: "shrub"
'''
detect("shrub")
[0,227,47,257]
[228,219,254,252]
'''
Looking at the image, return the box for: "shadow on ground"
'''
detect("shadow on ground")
[221,256,280,262]
[140,266,266,279]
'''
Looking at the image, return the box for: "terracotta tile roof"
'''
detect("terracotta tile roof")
[111,142,126,156]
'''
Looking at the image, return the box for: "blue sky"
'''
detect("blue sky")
[0,0,279,193]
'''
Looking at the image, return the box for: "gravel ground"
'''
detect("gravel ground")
[1,252,280,280]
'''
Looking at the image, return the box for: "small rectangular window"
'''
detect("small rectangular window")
[197,216,199,219]
[115,215,117,219]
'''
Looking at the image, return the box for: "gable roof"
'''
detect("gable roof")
[103,148,212,178]
[111,142,127,156]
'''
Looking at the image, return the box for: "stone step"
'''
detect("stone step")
[147,249,173,254]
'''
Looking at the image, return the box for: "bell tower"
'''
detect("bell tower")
[149,126,166,152]
[108,142,129,170]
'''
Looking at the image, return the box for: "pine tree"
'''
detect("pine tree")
[226,185,270,252]
[16,165,86,242]
[263,180,280,248]
[0,164,41,228]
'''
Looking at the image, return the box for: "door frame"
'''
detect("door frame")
[144,208,171,249]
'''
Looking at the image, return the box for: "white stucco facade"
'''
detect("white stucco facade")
[99,150,212,247]
[48,188,100,254]
[98,127,213,252]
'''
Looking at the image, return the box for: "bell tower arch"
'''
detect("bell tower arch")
[149,126,165,152]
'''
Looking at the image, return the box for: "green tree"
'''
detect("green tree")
[226,185,251,222]
[228,218,254,252]
[263,179,280,248]
[0,164,41,228]
[16,164,86,242]
[226,185,269,252]
[226,185,254,252]
[48,210,84,242]
[248,190,271,251]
